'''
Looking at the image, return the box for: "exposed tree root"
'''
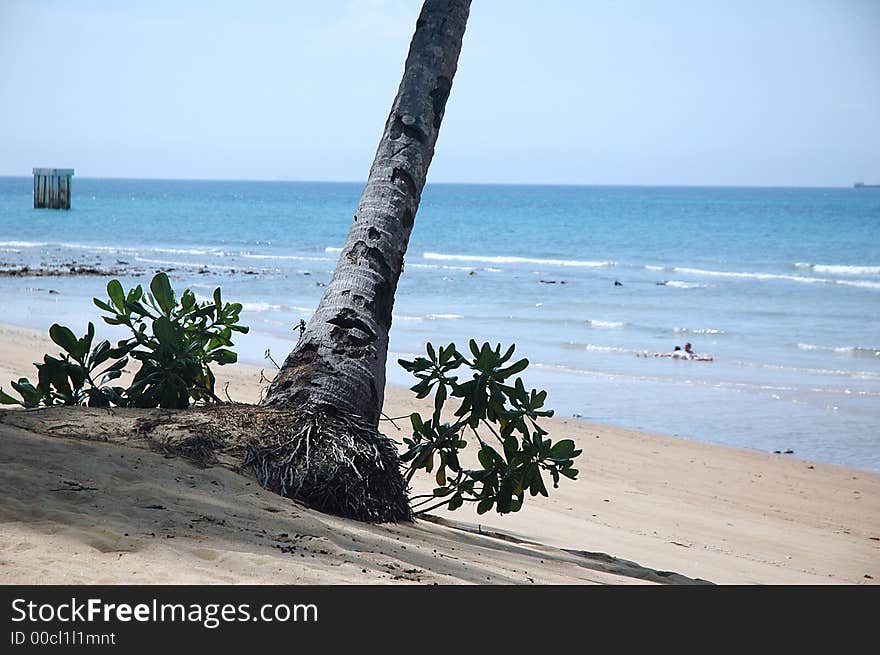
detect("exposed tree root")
[241,405,412,523]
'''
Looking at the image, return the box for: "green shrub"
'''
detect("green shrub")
[1,273,249,409]
[0,322,128,408]
[398,340,581,516]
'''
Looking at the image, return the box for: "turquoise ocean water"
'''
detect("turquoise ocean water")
[1,177,878,470]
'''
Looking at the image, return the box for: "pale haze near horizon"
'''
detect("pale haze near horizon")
[1,0,878,187]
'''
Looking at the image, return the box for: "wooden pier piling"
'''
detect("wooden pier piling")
[33,168,74,209]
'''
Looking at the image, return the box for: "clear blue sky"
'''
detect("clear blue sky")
[1,0,878,186]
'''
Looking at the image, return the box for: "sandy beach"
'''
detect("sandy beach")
[1,322,877,585]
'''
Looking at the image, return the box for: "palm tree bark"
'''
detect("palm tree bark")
[255,0,470,522]
[266,0,471,425]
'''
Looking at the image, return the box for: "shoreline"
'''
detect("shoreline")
[1,321,878,584]
[2,221,878,473]
[2,320,872,473]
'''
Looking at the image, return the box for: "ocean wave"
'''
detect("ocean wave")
[0,241,230,257]
[560,342,634,354]
[409,263,504,273]
[240,302,284,313]
[797,343,880,357]
[674,327,724,335]
[673,266,825,284]
[0,240,50,248]
[426,313,464,320]
[673,266,879,290]
[325,247,343,253]
[408,263,477,271]
[133,256,236,271]
[644,265,667,271]
[835,279,880,290]
[423,252,614,268]
[658,280,713,289]
[731,360,880,381]
[151,247,225,256]
[193,296,312,314]
[238,252,331,262]
[586,320,624,328]
[795,263,880,276]
[531,362,880,398]
[393,314,424,322]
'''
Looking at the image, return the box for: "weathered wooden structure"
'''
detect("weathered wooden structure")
[33,168,74,209]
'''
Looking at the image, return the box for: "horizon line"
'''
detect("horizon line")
[0,174,864,190]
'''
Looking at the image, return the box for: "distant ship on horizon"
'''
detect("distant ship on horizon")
[854,181,880,188]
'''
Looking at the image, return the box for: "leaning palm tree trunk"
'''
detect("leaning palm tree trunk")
[255,0,471,522]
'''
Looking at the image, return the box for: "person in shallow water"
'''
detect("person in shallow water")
[639,344,714,361]
[682,342,714,361]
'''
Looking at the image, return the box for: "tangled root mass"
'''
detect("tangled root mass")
[241,404,412,523]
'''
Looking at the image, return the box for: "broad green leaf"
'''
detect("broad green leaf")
[93,298,114,313]
[447,494,464,511]
[107,279,126,312]
[89,340,111,366]
[150,273,175,315]
[181,289,196,311]
[211,349,237,365]
[433,382,446,419]
[152,316,176,345]
[49,324,81,359]
[548,439,578,460]
[478,446,497,470]
[497,358,529,380]
[0,388,21,405]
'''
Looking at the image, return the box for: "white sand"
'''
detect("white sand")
[1,323,877,584]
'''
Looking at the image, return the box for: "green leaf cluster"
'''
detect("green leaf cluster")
[2,273,249,410]
[399,340,581,516]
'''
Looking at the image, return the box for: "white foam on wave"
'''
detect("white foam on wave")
[661,280,713,289]
[241,302,284,313]
[533,362,880,400]
[239,252,331,262]
[795,262,880,276]
[152,247,224,256]
[644,265,666,271]
[674,266,824,284]
[797,343,880,357]
[0,240,49,248]
[325,247,343,253]
[561,342,634,354]
[586,320,624,328]
[835,279,880,290]
[135,256,222,269]
[426,313,464,320]
[408,263,476,271]
[193,296,311,315]
[0,240,234,259]
[673,266,880,290]
[732,360,880,382]
[423,252,614,268]
[674,327,723,335]
[393,314,424,322]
